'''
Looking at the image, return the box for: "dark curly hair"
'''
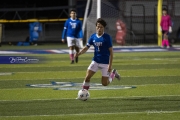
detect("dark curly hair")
[96,18,107,27]
[162,8,167,12]
[70,9,76,13]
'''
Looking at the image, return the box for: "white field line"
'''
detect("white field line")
[1,62,180,68]
[1,111,180,118]
[0,83,180,91]
[1,68,180,74]
[0,75,180,82]
[0,75,180,81]
[0,73,13,75]
[0,94,180,102]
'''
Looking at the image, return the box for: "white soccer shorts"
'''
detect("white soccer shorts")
[88,61,110,77]
[67,37,81,47]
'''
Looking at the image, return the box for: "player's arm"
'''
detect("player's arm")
[62,20,68,42]
[78,30,83,39]
[169,16,172,33]
[75,36,92,57]
[108,47,113,72]
[77,21,84,48]
[75,46,89,57]
[160,16,163,31]
[78,21,83,39]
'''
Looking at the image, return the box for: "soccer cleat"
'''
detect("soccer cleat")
[75,57,78,63]
[112,69,121,80]
[71,60,74,64]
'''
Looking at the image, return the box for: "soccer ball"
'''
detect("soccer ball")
[77,89,90,101]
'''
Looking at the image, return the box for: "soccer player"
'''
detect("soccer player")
[62,10,83,64]
[160,8,172,48]
[75,18,120,90]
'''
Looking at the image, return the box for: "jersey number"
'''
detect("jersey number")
[70,22,77,29]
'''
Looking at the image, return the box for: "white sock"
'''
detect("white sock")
[108,72,113,83]
[82,81,90,90]
[83,81,90,86]
[69,50,74,54]
[109,77,113,83]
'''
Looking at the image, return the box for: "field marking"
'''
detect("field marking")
[0,73,14,76]
[0,82,179,90]
[0,51,30,54]
[1,62,180,68]
[1,67,180,74]
[1,110,180,118]
[0,94,180,102]
[131,83,180,86]
[26,82,136,90]
[0,83,179,91]
[0,75,180,81]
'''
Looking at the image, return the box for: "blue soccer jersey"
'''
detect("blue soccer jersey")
[62,18,83,39]
[86,33,113,64]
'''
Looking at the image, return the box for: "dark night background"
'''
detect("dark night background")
[0,0,86,19]
[0,0,69,7]
[0,0,87,43]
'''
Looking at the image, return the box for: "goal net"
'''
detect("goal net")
[86,0,180,45]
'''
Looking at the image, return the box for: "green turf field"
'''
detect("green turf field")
[0,51,180,120]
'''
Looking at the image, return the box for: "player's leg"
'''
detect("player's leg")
[74,38,80,63]
[67,37,75,64]
[100,64,121,86]
[162,40,166,48]
[165,33,170,48]
[83,69,95,90]
[165,40,169,48]
[82,61,98,90]
[69,46,75,64]
[162,31,166,48]
[163,33,170,48]
[75,46,79,63]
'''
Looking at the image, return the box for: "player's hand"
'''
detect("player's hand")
[169,26,172,33]
[160,27,162,31]
[107,66,112,72]
[62,39,65,43]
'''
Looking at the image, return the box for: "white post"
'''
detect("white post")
[97,0,101,18]
[82,0,91,34]
[81,0,91,48]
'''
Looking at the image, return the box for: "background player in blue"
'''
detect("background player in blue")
[62,10,83,64]
[75,18,120,90]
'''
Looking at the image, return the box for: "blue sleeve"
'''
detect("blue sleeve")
[107,35,113,48]
[79,21,83,38]
[62,20,68,39]
[78,30,83,38]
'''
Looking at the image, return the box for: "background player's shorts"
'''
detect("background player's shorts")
[162,30,169,36]
[88,61,110,77]
[67,37,80,47]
